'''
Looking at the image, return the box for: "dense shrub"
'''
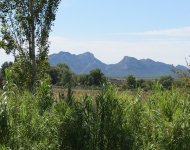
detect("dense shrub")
[35,79,54,115]
[136,79,145,88]
[1,62,13,79]
[159,75,174,90]
[0,82,190,149]
[59,85,133,150]
[124,75,136,90]
[88,69,106,86]
[0,94,9,146]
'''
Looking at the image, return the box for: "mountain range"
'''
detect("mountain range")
[49,51,188,78]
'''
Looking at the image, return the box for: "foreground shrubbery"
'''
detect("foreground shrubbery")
[0,81,190,149]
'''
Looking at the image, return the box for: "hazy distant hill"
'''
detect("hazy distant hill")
[49,51,106,74]
[49,51,188,78]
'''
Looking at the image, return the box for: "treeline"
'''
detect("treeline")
[49,63,106,87]
[0,61,188,91]
[122,75,174,91]
[48,63,187,91]
[0,62,106,88]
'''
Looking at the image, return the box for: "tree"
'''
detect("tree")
[57,64,73,86]
[136,79,145,89]
[78,74,89,86]
[159,76,174,90]
[49,64,75,86]
[49,67,59,85]
[125,75,136,90]
[0,0,61,87]
[89,69,106,86]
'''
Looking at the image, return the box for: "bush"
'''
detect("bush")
[1,62,13,79]
[88,69,106,86]
[0,94,9,146]
[136,79,145,88]
[124,75,136,90]
[159,75,174,90]
[1,81,190,149]
[35,79,54,115]
[49,64,76,87]
[59,85,133,150]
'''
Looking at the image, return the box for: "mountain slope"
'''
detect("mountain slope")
[49,51,188,78]
[49,51,106,74]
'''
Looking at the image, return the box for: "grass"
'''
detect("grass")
[0,81,190,149]
[53,86,99,100]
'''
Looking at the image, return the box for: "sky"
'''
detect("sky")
[1,0,190,66]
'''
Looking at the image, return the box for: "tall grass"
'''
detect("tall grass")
[0,81,190,149]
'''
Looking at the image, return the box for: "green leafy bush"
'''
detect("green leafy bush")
[159,75,174,90]
[0,82,190,149]
[58,85,133,150]
[124,75,137,90]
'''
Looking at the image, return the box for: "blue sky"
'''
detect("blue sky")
[52,0,190,38]
[1,0,190,66]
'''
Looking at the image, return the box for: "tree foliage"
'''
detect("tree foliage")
[49,66,106,87]
[0,0,61,87]
[1,61,13,79]
[159,75,174,90]
[125,75,136,90]
[88,69,106,86]
[49,63,75,87]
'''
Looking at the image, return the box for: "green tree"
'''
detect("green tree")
[78,74,89,86]
[57,63,74,86]
[125,75,136,90]
[89,69,106,86]
[136,79,145,89]
[159,75,174,90]
[49,66,60,85]
[49,64,75,86]
[0,0,61,87]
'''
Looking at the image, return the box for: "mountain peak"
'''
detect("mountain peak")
[55,51,77,57]
[79,52,94,57]
[58,51,71,55]
[120,56,138,63]
[49,51,186,78]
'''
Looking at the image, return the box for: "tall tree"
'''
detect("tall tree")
[0,0,61,86]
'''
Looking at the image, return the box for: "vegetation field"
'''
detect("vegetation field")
[0,0,190,149]
[53,86,99,100]
[1,78,190,149]
[1,62,190,149]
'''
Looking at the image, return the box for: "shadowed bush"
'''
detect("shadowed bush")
[58,85,133,150]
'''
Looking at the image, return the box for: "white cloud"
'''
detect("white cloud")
[115,26,190,37]
[49,36,190,66]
